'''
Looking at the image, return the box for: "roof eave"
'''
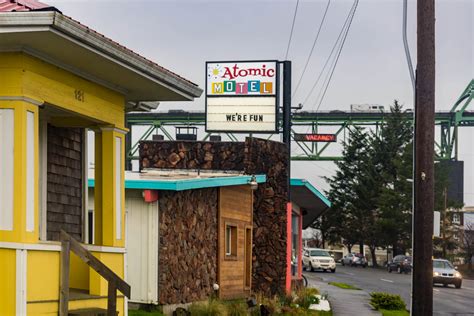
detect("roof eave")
[52,13,203,99]
[0,11,203,100]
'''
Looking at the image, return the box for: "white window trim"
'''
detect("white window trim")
[0,109,14,231]
[82,129,88,243]
[39,120,48,241]
[225,226,232,256]
[16,249,27,316]
[115,136,122,240]
[26,111,35,232]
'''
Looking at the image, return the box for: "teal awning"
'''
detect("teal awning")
[88,174,266,191]
[291,178,331,229]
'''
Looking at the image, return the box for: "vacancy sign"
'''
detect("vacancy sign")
[205,61,278,133]
[294,134,337,142]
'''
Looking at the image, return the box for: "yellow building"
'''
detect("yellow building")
[0,1,202,315]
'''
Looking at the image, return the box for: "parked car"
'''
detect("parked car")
[433,259,462,288]
[387,255,412,274]
[302,248,336,273]
[341,253,368,267]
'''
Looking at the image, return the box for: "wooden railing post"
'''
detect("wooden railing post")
[60,234,71,316]
[107,281,117,316]
[59,230,130,316]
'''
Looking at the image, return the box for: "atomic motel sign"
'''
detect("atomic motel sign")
[205,61,278,133]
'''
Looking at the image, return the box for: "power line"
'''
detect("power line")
[292,0,331,98]
[301,0,356,106]
[314,0,359,112]
[284,0,300,60]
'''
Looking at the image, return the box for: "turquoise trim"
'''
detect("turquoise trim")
[88,174,266,191]
[290,178,331,207]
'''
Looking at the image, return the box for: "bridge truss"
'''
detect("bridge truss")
[126,80,473,165]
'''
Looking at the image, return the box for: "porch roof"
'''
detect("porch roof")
[0,1,202,107]
[88,169,266,191]
[290,178,331,229]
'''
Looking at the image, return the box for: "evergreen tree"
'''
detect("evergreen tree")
[373,101,413,256]
[314,100,464,265]
[314,126,371,253]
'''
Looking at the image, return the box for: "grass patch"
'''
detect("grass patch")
[380,309,410,316]
[328,282,361,290]
[188,299,227,316]
[128,310,164,316]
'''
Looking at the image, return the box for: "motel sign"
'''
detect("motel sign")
[205,61,278,133]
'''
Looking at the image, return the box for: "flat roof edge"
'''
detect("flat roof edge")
[88,174,266,191]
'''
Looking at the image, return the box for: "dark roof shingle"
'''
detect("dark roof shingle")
[0,0,58,12]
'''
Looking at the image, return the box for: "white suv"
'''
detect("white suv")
[303,248,336,273]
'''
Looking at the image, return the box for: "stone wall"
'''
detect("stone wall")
[158,188,218,304]
[140,138,289,296]
[47,125,83,241]
[244,138,289,295]
[140,141,245,171]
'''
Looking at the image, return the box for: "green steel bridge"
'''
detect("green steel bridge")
[126,80,473,164]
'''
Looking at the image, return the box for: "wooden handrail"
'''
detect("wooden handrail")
[59,230,131,316]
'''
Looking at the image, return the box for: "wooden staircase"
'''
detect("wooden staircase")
[60,230,131,316]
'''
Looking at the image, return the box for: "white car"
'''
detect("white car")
[303,248,336,273]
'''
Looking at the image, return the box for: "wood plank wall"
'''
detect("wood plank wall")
[218,185,253,299]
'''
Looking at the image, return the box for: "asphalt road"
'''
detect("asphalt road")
[304,264,474,315]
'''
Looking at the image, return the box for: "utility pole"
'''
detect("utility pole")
[411,0,435,314]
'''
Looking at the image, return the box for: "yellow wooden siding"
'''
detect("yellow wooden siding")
[94,130,125,247]
[27,251,60,303]
[89,252,124,296]
[70,252,90,291]
[0,48,128,315]
[27,297,124,316]
[0,249,16,316]
[0,52,125,129]
[0,101,39,243]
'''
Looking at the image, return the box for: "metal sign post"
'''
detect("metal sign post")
[282,61,291,201]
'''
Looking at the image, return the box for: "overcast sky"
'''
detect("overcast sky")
[48,0,473,205]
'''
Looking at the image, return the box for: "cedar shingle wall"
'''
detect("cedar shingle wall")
[47,125,83,241]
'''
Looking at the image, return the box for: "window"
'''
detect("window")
[225,224,237,257]
[87,210,94,244]
[310,250,330,257]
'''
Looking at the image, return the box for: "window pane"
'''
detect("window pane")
[226,226,231,255]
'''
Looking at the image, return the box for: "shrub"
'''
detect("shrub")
[226,300,248,316]
[252,293,283,314]
[294,287,320,310]
[370,292,406,311]
[188,299,227,316]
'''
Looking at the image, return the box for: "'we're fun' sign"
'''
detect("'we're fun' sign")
[205,61,278,133]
